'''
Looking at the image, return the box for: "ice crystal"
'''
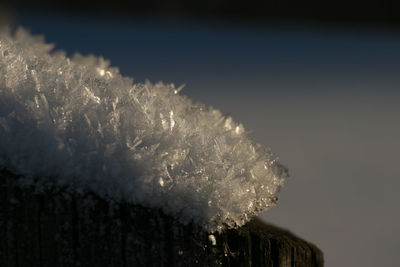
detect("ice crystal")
[0,28,287,231]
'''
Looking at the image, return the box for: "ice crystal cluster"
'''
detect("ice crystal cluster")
[0,29,286,231]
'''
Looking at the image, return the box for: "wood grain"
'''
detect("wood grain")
[0,169,323,266]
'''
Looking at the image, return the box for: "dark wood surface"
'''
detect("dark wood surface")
[0,169,323,266]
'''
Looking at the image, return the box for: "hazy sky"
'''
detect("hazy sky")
[13,13,400,267]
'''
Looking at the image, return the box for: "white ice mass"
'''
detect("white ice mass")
[0,28,287,231]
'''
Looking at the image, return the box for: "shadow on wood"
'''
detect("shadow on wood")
[0,169,323,266]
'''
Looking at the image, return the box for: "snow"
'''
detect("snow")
[0,28,287,231]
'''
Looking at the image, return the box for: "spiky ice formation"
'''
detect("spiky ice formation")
[0,28,287,231]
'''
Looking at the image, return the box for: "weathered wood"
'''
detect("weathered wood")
[0,169,323,266]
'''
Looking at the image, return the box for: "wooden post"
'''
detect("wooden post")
[0,169,323,266]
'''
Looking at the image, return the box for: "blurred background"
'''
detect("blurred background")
[1,1,400,266]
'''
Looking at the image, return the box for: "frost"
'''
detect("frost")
[0,28,287,231]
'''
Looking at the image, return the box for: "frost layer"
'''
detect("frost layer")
[0,29,287,231]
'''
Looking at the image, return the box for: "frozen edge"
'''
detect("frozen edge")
[0,28,287,231]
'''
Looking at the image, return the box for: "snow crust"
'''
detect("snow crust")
[0,28,287,231]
